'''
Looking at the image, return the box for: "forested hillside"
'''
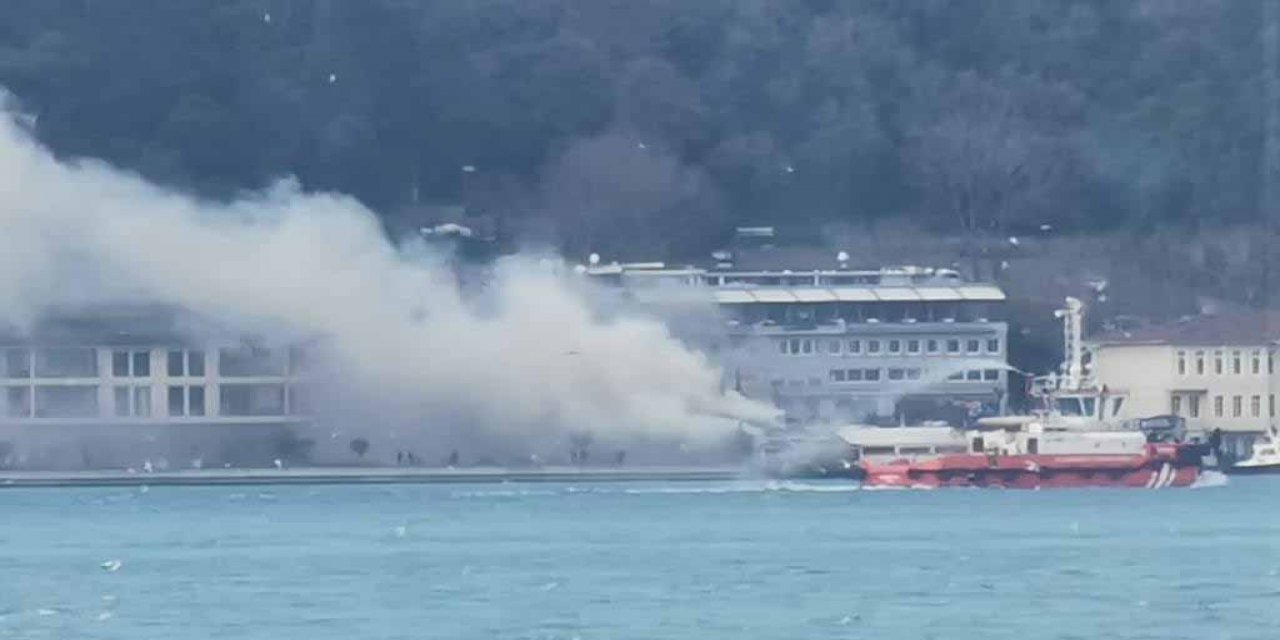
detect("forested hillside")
[0,1,1273,264]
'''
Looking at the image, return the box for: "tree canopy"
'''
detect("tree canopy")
[0,0,1272,259]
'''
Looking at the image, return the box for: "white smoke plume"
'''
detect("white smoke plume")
[0,101,774,460]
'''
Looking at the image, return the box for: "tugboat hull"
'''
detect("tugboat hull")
[861,445,1203,489]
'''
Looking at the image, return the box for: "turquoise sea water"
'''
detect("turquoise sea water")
[1,476,1278,640]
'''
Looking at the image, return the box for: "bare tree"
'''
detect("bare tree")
[538,131,723,260]
[906,73,1074,234]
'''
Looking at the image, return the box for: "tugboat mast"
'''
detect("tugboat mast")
[1055,297,1086,391]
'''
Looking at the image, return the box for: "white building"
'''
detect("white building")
[1087,311,1278,457]
[0,307,312,469]
[586,260,1010,425]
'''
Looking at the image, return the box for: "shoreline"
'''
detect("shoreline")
[0,465,751,489]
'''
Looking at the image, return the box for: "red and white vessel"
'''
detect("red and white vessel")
[840,298,1209,489]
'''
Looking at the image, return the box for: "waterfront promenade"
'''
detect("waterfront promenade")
[0,465,748,488]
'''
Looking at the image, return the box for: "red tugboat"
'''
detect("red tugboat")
[842,298,1209,489]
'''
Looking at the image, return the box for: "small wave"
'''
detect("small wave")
[451,480,868,498]
[449,488,557,499]
[859,483,937,491]
[622,481,860,495]
[1191,471,1230,489]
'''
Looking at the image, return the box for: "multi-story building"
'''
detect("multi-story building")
[586,260,1010,425]
[0,307,313,469]
[1087,311,1279,458]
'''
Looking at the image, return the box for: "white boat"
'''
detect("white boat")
[1228,426,1280,474]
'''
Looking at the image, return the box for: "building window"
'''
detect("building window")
[134,387,151,417]
[926,339,939,354]
[1195,351,1205,375]
[2,348,31,378]
[830,369,847,382]
[848,369,864,381]
[966,340,980,354]
[5,387,32,418]
[965,370,982,381]
[986,339,1000,353]
[219,346,286,377]
[947,372,964,381]
[1176,351,1186,375]
[1271,394,1276,418]
[189,386,206,416]
[220,383,285,416]
[778,341,788,355]
[1252,351,1261,374]
[114,385,151,417]
[1189,395,1200,418]
[827,340,841,355]
[35,348,97,378]
[779,339,816,356]
[847,340,861,354]
[867,340,881,354]
[946,340,960,354]
[1232,395,1242,418]
[888,368,905,381]
[287,346,308,375]
[982,369,999,381]
[33,386,98,418]
[287,385,309,415]
[1232,351,1242,375]
[907,339,921,354]
[1251,395,1261,418]
[113,386,129,417]
[168,386,185,416]
[112,350,151,378]
[166,350,207,378]
[1214,351,1223,375]
[1171,396,1182,415]
[864,368,881,381]
[1214,395,1224,417]
[907,368,922,380]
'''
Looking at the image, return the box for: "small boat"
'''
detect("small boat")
[748,423,856,479]
[1227,426,1280,475]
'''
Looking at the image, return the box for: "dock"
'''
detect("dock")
[0,465,749,488]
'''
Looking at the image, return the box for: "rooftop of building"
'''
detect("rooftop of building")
[580,245,1006,304]
[1089,310,1280,347]
[0,304,283,347]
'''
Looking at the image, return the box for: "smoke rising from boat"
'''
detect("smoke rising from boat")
[0,97,774,462]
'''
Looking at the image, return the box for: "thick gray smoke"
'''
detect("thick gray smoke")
[0,102,774,459]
